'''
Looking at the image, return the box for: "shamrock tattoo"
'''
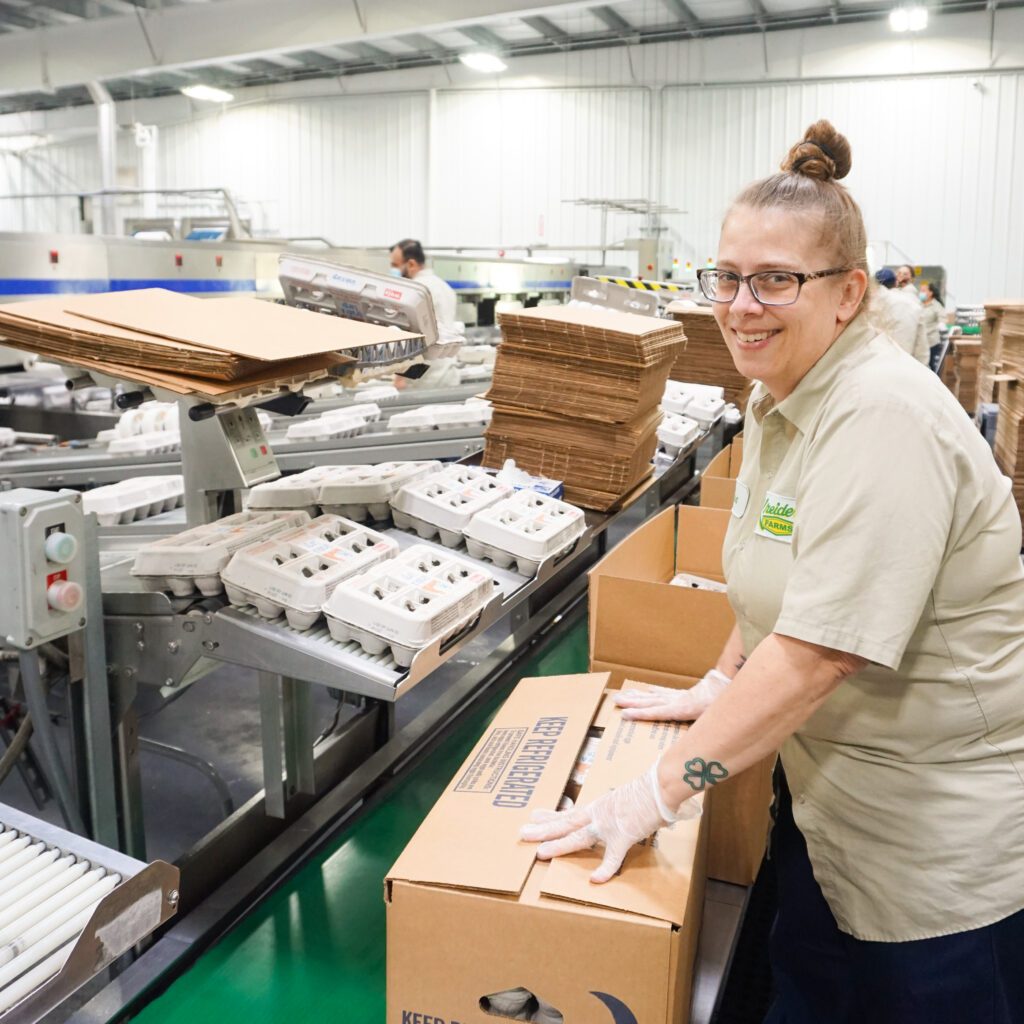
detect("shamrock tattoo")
[682,757,729,792]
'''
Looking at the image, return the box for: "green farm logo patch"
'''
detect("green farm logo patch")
[757,494,795,539]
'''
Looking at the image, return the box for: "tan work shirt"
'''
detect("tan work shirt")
[723,314,1024,941]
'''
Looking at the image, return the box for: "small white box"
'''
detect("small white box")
[286,410,367,442]
[462,490,586,576]
[220,514,398,630]
[316,461,442,522]
[390,465,513,547]
[131,510,309,597]
[657,412,702,457]
[322,544,495,667]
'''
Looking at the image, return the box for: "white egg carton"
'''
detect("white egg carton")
[663,380,725,418]
[387,408,437,433]
[686,393,726,429]
[316,461,442,521]
[322,544,495,667]
[247,467,342,513]
[131,509,310,597]
[657,412,702,457]
[462,491,586,575]
[285,409,367,442]
[220,514,399,630]
[458,365,493,385]
[108,429,182,455]
[346,402,382,424]
[458,344,498,366]
[355,384,400,404]
[390,465,513,547]
[431,402,492,428]
[83,475,185,525]
[0,427,15,448]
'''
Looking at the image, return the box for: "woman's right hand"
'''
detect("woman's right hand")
[613,668,733,721]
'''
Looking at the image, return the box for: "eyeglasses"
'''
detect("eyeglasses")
[696,266,851,306]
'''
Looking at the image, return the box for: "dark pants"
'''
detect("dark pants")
[764,776,1024,1024]
[930,342,945,373]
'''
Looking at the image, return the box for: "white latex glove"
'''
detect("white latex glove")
[519,761,699,883]
[613,668,732,722]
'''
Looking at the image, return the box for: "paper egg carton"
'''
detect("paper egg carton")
[657,412,702,457]
[83,475,185,525]
[220,514,399,630]
[247,466,342,513]
[322,544,495,667]
[316,461,442,521]
[663,382,725,426]
[386,407,437,433]
[285,409,367,442]
[431,402,492,429]
[108,429,182,455]
[462,490,586,575]
[131,510,310,597]
[347,402,382,424]
[686,393,726,428]
[390,465,513,547]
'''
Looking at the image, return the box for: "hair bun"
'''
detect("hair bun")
[781,120,852,182]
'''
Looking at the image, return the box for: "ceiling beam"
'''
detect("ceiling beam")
[592,5,633,34]
[393,31,445,53]
[521,14,568,41]
[457,24,506,49]
[661,0,702,35]
[748,0,768,28]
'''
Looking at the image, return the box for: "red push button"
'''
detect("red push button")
[47,580,83,613]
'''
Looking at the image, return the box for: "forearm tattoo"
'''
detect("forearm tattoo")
[683,757,729,791]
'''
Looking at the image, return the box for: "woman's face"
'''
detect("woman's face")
[714,204,866,400]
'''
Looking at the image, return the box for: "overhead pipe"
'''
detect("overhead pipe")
[85,81,117,236]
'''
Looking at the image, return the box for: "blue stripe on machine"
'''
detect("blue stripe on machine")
[447,279,572,290]
[0,279,109,295]
[110,279,257,292]
[0,278,258,296]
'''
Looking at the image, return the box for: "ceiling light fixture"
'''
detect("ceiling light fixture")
[458,51,508,73]
[889,5,928,32]
[180,84,235,103]
[0,133,49,153]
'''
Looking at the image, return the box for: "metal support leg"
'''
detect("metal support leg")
[18,651,86,834]
[116,707,147,859]
[259,672,315,820]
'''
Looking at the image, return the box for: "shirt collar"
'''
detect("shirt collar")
[750,315,876,433]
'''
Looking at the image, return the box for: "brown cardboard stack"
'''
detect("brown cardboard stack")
[980,301,1024,407]
[0,289,418,401]
[484,305,685,510]
[665,302,752,410]
[992,306,1024,521]
[951,338,982,414]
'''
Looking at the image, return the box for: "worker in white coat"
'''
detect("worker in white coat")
[871,267,929,364]
[389,238,458,333]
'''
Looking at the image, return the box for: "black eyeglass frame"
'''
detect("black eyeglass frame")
[696,266,853,306]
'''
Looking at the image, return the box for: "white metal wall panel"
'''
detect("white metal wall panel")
[154,93,428,246]
[0,137,101,232]
[660,72,1024,301]
[431,88,651,250]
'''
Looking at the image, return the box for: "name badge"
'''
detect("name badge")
[732,481,750,519]
[755,490,796,543]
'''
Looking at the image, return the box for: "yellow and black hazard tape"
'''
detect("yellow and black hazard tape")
[598,276,684,292]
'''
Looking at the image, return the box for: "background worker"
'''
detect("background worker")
[871,267,930,364]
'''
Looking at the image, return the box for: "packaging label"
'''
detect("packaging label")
[755,491,796,543]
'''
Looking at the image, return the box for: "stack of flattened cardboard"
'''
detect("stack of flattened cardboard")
[992,306,1024,522]
[951,338,982,414]
[483,305,684,510]
[0,289,419,402]
[665,302,752,410]
[980,301,1024,407]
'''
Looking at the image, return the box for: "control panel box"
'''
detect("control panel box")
[0,488,87,649]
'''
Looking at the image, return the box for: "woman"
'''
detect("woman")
[520,121,1024,1022]
[921,280,946,372]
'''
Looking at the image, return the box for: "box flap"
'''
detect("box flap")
[700,476,737,511]
[703,447,732,480]
[64,289,420,361]
[541,695,704,926]
[675,505,730,578]
[388,673,608,895]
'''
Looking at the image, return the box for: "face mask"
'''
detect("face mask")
[388,267,403,278]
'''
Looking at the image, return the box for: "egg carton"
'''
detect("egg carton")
[686,394,726,429]
[458,365,493,385]
[462,490,586,575]
[220,514,399,630]
[108,429,181,455]
[458,344,498,366]
[354,384,400,404]
[83,475,185,525]
[131,510,310,597]
[386,407,437,433]
[247,466,344,513]
[390,465,513,547]
[0,427,15,448]
[316,461,442,521]
[657,412,702,457]
[431,402,492,428]
[285,409,367,442]
[346,402,382,424]
[322,544,495,667]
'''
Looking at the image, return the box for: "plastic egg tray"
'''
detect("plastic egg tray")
[462,491,586,576]
[322,544,495,667]
[316,461,442,522]
[131,510,310,597]
[657,412,702,457]
[107,430,181,455]
[390,465,513,547]
[220,514,398,630]
[83,476,185,526]
[285,410,367,442]
[246,467,342,514]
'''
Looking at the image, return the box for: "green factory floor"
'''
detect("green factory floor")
[131,617,590,1024]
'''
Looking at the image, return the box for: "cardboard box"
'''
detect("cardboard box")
[589,504,773,886]
[387,673,708,1024]
[699,435,743,510]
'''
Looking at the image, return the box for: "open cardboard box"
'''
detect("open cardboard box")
[699,435,742,511]
[589,504,773,886]
[387,673,708,1024]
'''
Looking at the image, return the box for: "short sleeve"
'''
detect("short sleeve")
[774,395,958,669]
